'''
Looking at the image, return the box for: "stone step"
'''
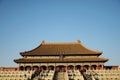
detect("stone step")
[54,72,67,80]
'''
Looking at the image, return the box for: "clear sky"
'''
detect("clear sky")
[0,0,120,67]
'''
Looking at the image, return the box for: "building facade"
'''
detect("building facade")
[14,40,108,71]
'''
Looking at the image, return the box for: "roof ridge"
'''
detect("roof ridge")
[42,42,79,45]
[41,40,81,45]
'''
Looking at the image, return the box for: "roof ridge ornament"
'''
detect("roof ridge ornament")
[42,40,45,44]
[77,40,81,43]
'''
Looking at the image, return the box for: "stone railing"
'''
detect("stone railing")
[68,70,84,80]
[87,70,120,80]
[31,70,55,80]
[0,71,34,80]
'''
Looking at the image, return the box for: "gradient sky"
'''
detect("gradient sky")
[0,0,120,67]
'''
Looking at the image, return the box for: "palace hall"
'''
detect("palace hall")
[1,40,120,80]
[14,40,108,71]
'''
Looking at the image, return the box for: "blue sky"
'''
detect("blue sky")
[0,0,120,67]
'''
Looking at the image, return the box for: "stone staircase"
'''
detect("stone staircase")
[30,70,55,80]
[80,70,92,80]
[54,71,68,80]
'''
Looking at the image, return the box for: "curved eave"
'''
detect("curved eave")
[14,57,108,63]
[20,52,102,56]
[20,43,42,56]
[20,41,102,56]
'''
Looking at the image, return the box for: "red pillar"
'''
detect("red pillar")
[23,66,25,71]
[66,66,67,71]
[89,65,91,70]
[18,66,20,71]
[74,66,75,70]
[39,66,41,70]
[46,66,48,70]
[75,66,77,70]
[81,65,83,70]
[102,65,104,70]
[31,66,34,70]
[54,66,56,70]
[96,65,98,70]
